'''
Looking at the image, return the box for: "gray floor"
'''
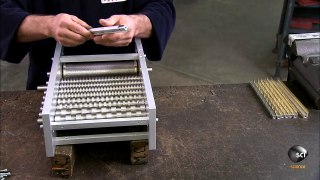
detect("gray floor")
[0,0,287,91]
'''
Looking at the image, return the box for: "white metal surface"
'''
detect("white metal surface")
[51,117,149,130]
[54,132,148,145]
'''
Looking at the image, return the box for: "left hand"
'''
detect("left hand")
[93,15,136,47]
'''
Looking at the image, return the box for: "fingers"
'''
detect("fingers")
[59,38,84,47]
[93,33,132,47]
[50,13,93,47]
[67,20,93,40]
[71,15,92,29]
[59,30,88,47]
[94,15,135,47]
[99,15,121,26]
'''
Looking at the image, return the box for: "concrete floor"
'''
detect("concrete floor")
[0,0,287,91]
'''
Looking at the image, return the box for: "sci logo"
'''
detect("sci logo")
[288,145,308,163]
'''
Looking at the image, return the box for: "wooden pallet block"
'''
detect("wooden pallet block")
[130,140,148,165]
[51,145,75,177]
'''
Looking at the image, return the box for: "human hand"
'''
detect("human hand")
[93,15,137,47]
[48,13,93,47]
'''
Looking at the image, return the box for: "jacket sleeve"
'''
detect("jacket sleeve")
[135,0,176,61]
[0,0,30,63]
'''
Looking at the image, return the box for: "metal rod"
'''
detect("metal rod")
[55,90,145,99]
[37,119,43,124]
[54,101,146,111]
[58,81,142,89]
[54,106,146,116]
[59,76,142,84]
[57,85,144,93]
[62,61,138,78]
[54,96,146,106]
[250,81,276,119]
[60,53,139,63]
[251,78,308,119]
[37,86,47,91]
[54,111,148,121]
[276,79,309,118]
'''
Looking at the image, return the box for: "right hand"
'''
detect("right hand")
[48,13,93,47]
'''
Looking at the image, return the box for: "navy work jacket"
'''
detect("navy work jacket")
[0,0,175,89]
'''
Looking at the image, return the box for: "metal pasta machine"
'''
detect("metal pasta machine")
[38,39,156,174]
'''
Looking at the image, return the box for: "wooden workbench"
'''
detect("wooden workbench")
[0,84,319,179]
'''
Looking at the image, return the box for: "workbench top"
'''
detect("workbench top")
[1,84,319,179]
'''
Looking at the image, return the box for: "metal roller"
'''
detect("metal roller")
[62,61,138,78]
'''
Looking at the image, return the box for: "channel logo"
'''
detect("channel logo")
[288,145,308,163]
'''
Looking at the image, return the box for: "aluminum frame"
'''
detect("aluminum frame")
[41,39,156,157]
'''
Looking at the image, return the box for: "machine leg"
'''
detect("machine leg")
[130,140,148,165]
[51,145,75,177]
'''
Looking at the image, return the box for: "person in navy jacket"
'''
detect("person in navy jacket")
[0,0,175,89]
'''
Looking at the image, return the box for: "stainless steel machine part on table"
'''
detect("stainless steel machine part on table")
[62,60,138,78]
[39,39,156,157]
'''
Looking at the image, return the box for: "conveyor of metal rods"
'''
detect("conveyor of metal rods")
[250,78,309,119]
[54,75,147,122]
[39,60,148,122]
[39,39,156,159]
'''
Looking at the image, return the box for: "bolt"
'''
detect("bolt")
[0,172,11,176]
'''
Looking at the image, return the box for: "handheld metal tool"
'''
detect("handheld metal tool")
[89,25,128,36]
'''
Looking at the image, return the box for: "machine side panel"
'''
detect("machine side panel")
[42,43,62,157]
[51,117,149,130]
[135,38,157,150]
[54,132,148,145]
